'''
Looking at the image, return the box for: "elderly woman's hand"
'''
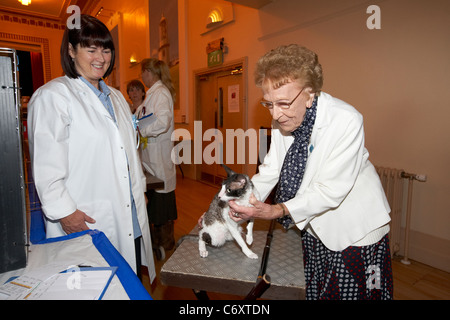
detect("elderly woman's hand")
[228,194,286,222]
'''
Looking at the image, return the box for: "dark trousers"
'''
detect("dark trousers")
[151,220,175,250]
[135,236,142,281]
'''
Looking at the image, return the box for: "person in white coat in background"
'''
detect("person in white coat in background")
[137,58,177,255]
[27,14,156,284]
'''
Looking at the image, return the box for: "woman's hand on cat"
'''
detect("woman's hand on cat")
[197,212,206,229]
[229,194,284,221]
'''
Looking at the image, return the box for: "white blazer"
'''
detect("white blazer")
[135,80,176,193]
[28,76,156,282]
[253,92,391,251]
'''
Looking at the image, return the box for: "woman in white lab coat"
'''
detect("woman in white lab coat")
[27,15,156,283]
[137,58,177,252]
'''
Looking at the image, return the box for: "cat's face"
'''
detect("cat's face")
[218,174,248,201]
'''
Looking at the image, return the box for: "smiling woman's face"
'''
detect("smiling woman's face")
[262,80,315,133]
[69,43,112,88]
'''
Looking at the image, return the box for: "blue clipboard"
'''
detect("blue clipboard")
[61,266,118,300]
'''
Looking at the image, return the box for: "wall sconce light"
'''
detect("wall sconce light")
[206,8,224,28]
[202,4,234,35]
[129,54,140,67]
[18,0,31,5]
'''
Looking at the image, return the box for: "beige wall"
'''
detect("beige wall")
[177,0,450,271]
[93,0,151,99]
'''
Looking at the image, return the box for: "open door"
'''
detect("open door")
[196,61,246,185]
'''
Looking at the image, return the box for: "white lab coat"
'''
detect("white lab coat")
[135,80,176,193]
[27,76,156,282]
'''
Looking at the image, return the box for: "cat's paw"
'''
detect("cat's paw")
[199,249,209,258]
[245,251,258,259]
[246,234,253,245]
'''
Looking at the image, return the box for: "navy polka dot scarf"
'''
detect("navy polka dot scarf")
[275,95,318,229]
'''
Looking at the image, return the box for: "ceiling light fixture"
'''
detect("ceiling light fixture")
[18,0,31,5]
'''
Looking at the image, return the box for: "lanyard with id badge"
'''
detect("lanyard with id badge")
[132,107,156,149]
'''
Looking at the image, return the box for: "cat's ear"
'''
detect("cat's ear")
[221,164,235,177]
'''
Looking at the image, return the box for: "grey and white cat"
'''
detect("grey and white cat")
[198,164,260,259]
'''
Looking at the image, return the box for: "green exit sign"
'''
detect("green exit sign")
[208,50,223,67]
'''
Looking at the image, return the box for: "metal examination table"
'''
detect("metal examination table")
[160,221,305,299]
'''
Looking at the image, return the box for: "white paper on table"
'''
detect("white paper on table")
[0,261,85,300]
[0,262,115,300]
[24,267,116,300]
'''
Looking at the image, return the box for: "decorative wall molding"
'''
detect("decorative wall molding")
[0,32,52,83]
[0,12,65,30]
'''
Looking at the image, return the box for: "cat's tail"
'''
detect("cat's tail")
[176,234,199,248]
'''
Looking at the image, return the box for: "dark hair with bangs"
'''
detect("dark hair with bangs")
[60,14,115,78]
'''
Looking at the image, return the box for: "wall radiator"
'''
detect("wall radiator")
[375,166,426,264]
